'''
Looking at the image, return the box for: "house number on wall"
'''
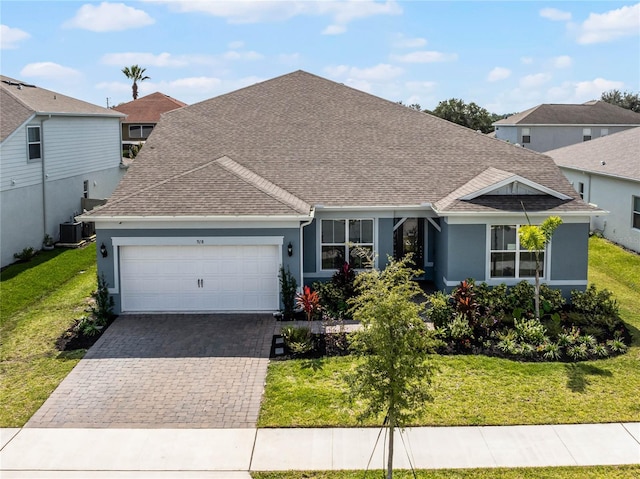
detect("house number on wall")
[196,239,204,244]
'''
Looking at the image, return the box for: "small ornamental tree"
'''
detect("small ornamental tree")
[347,255,435,479]
[518,214,563,320]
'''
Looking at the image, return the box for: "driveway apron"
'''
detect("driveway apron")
[26,314,274,428]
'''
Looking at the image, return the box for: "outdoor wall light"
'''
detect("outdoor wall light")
[287,242,293,257]
[100,243,108,258]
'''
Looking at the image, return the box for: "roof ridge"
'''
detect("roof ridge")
[215,156,311,215]
[434,167,516,211]
[0,82,35,113]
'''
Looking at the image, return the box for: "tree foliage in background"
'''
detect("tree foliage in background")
[431,98,495,133]
[121,64,150,100]
[600,89,640,113]
[347,255,435,479]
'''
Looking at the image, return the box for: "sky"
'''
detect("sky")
[1,1,639,114]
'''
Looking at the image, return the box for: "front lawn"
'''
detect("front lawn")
[252,465,640,479]
[259,237,640,427]
[0,245,97,427]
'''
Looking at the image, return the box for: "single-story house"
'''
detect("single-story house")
[1,75,125,267]
[547,127,640,253]
[81,71,600,314]
[112,92,187,157]
[493,101,640,152]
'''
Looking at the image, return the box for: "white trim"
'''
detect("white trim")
[493,123,640,127]
[81,219,306,230]
[314,204,433,211]
[485,224,549,282]
[77,215,311,224]
[108,236,284,294]
[444,215,592,224]
[393,218,408,232]
[459,175,572,201]
[317,217,378,272]
[426,216,441,232]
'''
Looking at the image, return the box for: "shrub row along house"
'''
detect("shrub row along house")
[81,71,601,314]
[0,75,124,267]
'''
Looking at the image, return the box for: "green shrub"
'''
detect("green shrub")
[513,318,548,346]
[91,273,114,324]
[426,291,454,328]
[567,343,589,361]
[539,284,566,312]
[447,312,473,341]
[13,247,37,263]
[506,281,535,314]
[314,262,357,320]
[571,284,619,318]
[281,326,313,355]
[475,282,508,317]
[542,341,562,361]
[279,266,298,320]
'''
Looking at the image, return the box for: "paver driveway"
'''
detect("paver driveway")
[26,314,274,428]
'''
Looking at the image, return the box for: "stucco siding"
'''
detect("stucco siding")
[378,218,394,270]
[549,223,589,282]
[446,224,486,284]
[1,184,43,266]
[560,168,640,253]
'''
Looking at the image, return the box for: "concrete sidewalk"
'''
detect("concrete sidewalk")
[1,423,639,477]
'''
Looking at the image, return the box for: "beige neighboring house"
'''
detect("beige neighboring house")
[112,92,186,157]
[493,101,640,152]
[547,127,640,253]
[0,75,125,266]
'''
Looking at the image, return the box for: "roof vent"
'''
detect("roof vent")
[601,160,606,166]
[17,84,22,90]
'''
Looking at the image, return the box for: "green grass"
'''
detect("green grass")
[0,244,97,427]
[259,237,640,428]
[252,465,640,479]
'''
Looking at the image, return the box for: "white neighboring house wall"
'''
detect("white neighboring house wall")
[494,125,634,152]
[1,115,124,266]
[559,167,640,253]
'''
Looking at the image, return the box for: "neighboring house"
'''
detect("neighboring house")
[493,101,640,152]
[81,71,600,315]
[0,75,125,267]
[547,127,640,253]
[112,92,186,157]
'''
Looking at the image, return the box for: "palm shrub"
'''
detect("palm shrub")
[279,266,297,320]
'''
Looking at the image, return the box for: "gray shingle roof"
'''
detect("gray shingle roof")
[1,75,123,141]
[112,92,187,124]
[547,127,640,182]
[493,101,640,126]
[88,70,593,218]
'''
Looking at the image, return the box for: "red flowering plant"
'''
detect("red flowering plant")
[296,285,321,321]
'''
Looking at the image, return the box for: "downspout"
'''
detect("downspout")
[299,209,315,289]
[40,115,52,239]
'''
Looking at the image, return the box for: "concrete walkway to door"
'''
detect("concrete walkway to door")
[26,314,274,429]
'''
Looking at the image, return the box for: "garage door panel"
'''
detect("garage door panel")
[120,243,280,312]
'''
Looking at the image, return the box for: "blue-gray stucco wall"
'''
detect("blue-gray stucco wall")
[434,222,486,290]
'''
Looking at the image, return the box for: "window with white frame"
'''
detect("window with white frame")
[490,225,543,279]
[521,127,531,144]
[578,182,585,199]
[633,196,640,230]
[129,124,154,139]
[583,128,592,142]
[321,219,374,269]
[27,125,41,160]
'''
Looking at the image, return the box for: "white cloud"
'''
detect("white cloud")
[152,0,401,33]
[20,62,82,81]
[393,34,427,48]
[521,56,534,65]
[487,67,511,82]
[390,51,457,63]
[0,24,30,50]
[101,52,217,68]
[326,63,404,82]
[64,2,154,32]
[576,3,640,44]
[228,40,244,49]
[322,24,347,35]
[574,78,625,99]
[539,8,572,21]
[553,55,573,68]
[520,73,552,88]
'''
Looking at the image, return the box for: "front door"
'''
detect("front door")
[393,218,424,270]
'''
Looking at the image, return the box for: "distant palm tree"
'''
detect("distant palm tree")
[121,65,150,100]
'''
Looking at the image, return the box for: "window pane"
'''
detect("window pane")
[633,213,640,230]
[491,225,516,250]
[322,245,345,270]
[28,143,41,160]
[27,127,40,142]
[129,125,142,137]
[334,220,345,242]
[634,196,640,212]
[349,245,373,269]
[361,219,373,243]
[491,252,515,277]
[142,125,154,137]
[321,220,334,243]
[519,252,542,278]
[349,219,361,243]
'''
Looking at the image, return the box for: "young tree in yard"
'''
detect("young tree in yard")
[122,65,150,100]
[600,89,640,113]
[347,255,435,479]
[518,214,563,320]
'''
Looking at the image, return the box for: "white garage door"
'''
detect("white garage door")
[120,244,280,312]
